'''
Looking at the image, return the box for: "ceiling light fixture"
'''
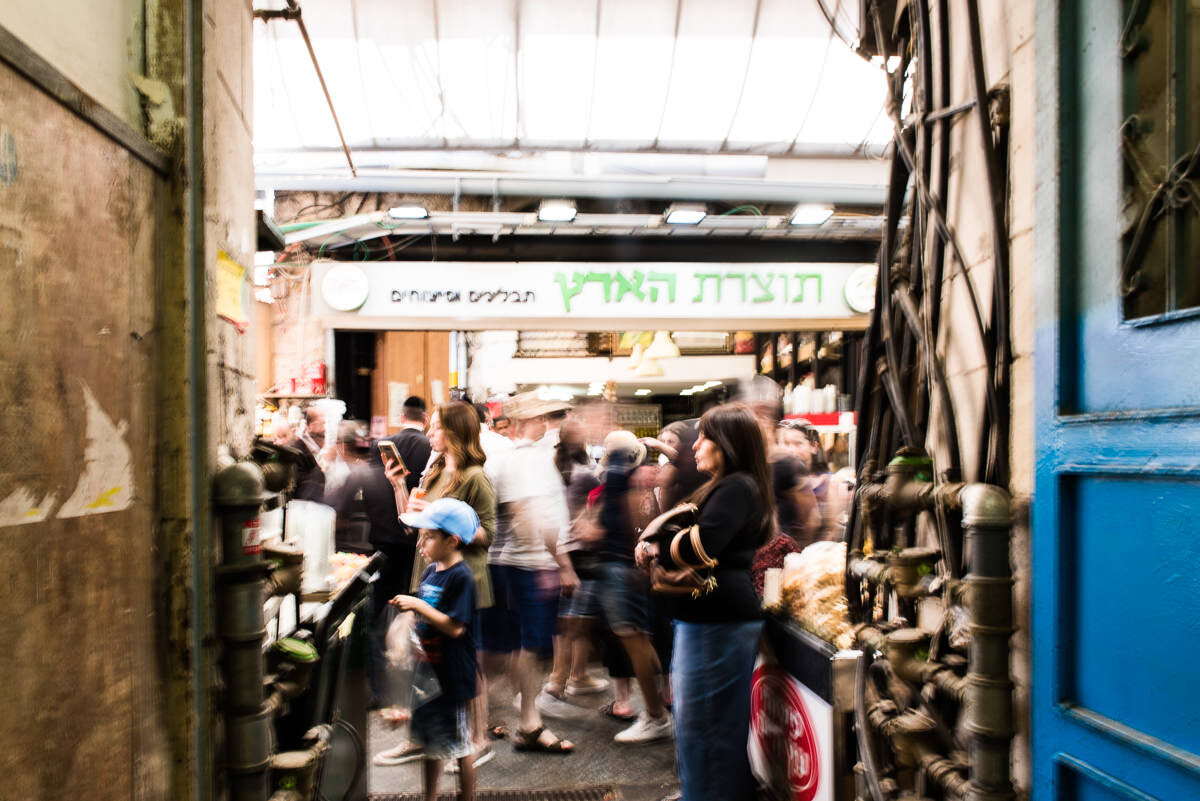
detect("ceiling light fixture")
[388,204,429,220]
[679,388,696,396]
[643,331,681,360]
[789,204,834,226]
[664,203,707,225]
[634,389,652,397]
[537,198,577,223]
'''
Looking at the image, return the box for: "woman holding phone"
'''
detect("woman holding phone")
[384,400,499,765]
[636,403,774,801]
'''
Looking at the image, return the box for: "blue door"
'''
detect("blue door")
[1034,2,1200,799]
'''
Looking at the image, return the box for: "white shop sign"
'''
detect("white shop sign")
[313,261,875,328]
[749,658,834,801]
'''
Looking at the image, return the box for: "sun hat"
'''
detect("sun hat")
[599,429,647,470]
[400,497,480,543]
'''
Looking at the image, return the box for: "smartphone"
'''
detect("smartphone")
[378,440,406,473]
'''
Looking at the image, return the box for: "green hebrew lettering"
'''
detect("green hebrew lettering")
[723,272,748,303]
[750,272,776,303]
[792,273,823,303]
[647,271,676,303]
[692,272,723,303]
[614,270,647,302]
[554,271,587,312]
[584,271,615,302]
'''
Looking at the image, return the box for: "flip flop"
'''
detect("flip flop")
[599,702,636,722]
[513,726,574,754]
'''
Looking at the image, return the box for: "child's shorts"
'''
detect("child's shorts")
[410,695,471,761]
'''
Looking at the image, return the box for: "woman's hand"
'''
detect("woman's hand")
[639,436,677,460]
[383,459,408,488]
[634,539,658,568]
[405,494,429,513]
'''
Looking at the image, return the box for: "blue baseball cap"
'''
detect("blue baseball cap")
[401,497,479,544]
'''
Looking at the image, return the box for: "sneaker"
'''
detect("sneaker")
[535,689,578,719]
[445,746,493,774]
[614,711,674,744]
[565,676,610,696]
[373,744,424,766]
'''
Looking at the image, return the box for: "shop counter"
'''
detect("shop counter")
[750,614,859,801]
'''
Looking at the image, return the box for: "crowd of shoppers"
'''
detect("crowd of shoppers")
[265,378,850,801]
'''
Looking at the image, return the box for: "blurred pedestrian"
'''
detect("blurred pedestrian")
[637,403,774,801]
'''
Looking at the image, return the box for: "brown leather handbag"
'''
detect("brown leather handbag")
[636,503,719,598]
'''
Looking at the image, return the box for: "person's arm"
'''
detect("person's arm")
[661,477,754,569]
[383,459,411,518]
[389,594,466,638]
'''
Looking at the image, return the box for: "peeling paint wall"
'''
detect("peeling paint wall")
[0,56,170,801]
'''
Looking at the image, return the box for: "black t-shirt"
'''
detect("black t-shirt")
[663,471,766,623]
[414,561,478,703]
[771,455,808,535]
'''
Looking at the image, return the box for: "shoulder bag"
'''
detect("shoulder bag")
[636,502,719,598]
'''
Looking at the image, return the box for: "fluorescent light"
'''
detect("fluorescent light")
[664,203,707,225]
[790,204,834,226]
[679,389,695,396]
[537,199,577,223]
[388,204,429,220]
[634,389,652,397]
[701,380,723,390]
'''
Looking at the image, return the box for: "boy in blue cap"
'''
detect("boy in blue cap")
[391,496,480,801]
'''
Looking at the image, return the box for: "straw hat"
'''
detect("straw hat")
[599,429,647,470]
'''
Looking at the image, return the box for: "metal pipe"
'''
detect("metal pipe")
[960,485,1015,801]
[184,0,212,797]
[255,2,357,176]
[254,171,890,205]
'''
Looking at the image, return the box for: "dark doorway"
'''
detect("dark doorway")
[334,330,377,422]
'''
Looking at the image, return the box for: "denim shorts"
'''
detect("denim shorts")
[410,694,471,761]
[564,574,602,618]
[480,564,560,656]
[594,561,652,636]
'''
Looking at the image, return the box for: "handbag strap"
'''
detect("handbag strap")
[668,524,718,571]
[638,502,698,544]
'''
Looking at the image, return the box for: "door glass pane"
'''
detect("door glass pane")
[1120,0,1200,319]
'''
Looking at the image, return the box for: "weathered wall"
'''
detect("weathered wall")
[0,0,145,129]
[203,0,257,457]
[933,0,1035,789]
[0,57,170,801]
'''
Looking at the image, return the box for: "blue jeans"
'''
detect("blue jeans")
[672,620,763,801]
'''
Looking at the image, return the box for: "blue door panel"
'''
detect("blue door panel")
[1035,1,1200,799]
[1063,476,1200,755]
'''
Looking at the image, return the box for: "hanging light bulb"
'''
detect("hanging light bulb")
[644,330,681,360]
[634,356,664,377]
[628,342,646,369]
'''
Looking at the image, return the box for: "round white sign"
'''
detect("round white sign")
[843,264,877,314]
[321,264,370,311]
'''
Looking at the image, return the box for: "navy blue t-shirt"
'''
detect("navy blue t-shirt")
[414,561,477,703]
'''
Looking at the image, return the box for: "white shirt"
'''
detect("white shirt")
[490,438,569,570]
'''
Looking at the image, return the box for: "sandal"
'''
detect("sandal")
[599,702,636,722]
[512,725,574,754]
[488,724,511,740]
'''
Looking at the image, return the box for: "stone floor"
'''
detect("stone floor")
[367,671,679,801]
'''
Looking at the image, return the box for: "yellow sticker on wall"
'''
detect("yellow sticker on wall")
[216,251,249,332]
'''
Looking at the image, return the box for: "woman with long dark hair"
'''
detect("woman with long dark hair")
[383,400,498,766]
[637,403,774,801]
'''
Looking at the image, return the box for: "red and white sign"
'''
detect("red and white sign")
[242,517,262,555]
[749,658,833,801]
